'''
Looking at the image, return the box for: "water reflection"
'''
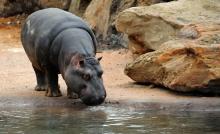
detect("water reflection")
[0,106,220,134]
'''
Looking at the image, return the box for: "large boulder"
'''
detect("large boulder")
[116,0,220,54]
[0,0,71,17]
[119,0,220,93]
[125,42,220,93]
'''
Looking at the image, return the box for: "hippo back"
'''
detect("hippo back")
[21,8,97,69]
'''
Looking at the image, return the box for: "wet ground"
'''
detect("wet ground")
[0,17,220,133]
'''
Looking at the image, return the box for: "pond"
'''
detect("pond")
[0,106,220,134]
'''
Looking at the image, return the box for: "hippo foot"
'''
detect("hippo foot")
[35,85,47,91]
[45,87,62,97]
[67,92,79,99]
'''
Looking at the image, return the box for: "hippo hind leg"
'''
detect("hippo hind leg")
[33,66,47,91]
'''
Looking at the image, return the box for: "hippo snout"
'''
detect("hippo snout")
[82,95,106,106]
[80,88,106,106]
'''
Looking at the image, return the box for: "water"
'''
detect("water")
[0,106,220,134]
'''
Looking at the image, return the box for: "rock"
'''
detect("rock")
[84,0,112,39]
[137,0,174,6]
[0,0,71,17]
[39,0,71,10]
[16,20,21,24]
[6,21,11,25]
[121,0,220,93]
[83,0,170,47]
[69,0,91,16]
[125,42,220,93]
[116,0,220,54]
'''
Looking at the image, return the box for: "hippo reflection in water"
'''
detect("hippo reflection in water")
[21,8,106,106]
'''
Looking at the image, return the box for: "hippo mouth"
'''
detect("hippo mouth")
[80,96,105,106]
[79,88,106,106]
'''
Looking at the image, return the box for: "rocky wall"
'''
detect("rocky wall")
[0,0,71,17]
[61,0,168,48]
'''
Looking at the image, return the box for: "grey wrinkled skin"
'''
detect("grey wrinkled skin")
[21,8,106,106]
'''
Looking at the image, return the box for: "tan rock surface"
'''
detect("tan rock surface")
[125,42,220,93]
[116,0,220,54]
[84,0,112,39]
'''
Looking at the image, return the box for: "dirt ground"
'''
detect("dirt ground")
[0,20,220,111]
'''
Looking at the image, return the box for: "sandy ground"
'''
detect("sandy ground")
[0,23,220,111]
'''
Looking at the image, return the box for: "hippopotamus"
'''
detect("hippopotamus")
[21,8,106,106]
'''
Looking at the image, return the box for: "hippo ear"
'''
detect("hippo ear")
[71,54,84,68]
[97,57,102,62]
[72,59,84,68]
[79,60,84,67]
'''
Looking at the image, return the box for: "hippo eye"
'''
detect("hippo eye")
[82,74,91,81]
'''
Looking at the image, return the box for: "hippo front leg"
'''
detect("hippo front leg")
[67,87,79,99]
[45,67,62,97]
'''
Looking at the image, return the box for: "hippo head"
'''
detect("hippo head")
[64,54,106,106]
